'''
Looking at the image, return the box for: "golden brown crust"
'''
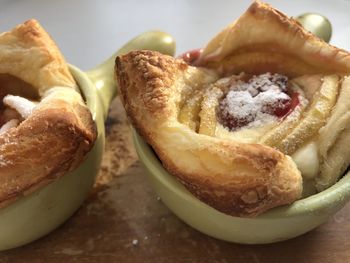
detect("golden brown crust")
[199,1,350,77]
[0,19,76,95]
[116,50,302,217]
[0,20,97,208]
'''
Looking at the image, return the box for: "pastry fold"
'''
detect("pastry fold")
[0,20,96,208]
[199,1,350,77]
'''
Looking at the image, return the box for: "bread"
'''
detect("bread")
[0,20,97,208]
[115,1,350,217]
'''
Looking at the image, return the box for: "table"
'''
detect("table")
[1,98,350,263]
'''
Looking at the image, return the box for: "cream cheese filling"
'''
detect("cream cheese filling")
[0,95,37,134]
[291,141,319,180]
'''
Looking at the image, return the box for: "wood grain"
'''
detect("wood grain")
[0,98,349,263]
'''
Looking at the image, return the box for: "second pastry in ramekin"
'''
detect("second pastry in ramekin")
[115,1,350,217]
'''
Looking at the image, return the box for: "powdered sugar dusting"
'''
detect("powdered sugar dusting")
[223,90,256,120]
[218,73,292,131]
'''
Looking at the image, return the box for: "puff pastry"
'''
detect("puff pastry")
[0,20,97,208]
[115,1,350,217]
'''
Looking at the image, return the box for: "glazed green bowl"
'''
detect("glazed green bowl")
[0,32,175,251]
[133,129,350,244]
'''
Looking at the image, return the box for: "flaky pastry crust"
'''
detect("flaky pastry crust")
[116,50,302,217]
[199,1,350,77]
[116,1,350,216]
[0,20,97,208]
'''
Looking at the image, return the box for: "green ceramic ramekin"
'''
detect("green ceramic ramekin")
[0,31,175,251]
[133,129,350,244]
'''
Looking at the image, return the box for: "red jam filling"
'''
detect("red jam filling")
[180,48,203,65]
[273,91,299,118]
[218,73,300,131]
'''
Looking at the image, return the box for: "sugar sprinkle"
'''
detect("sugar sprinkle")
[218,73,291,130]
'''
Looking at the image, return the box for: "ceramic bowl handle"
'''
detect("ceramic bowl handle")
[86,31,176,119]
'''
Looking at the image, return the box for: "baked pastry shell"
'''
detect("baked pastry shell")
[0,30,175,251]
[133,129,350,244]
[0,65,105,251]
[115,0,350,220]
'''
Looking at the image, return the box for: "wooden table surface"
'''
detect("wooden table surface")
[1,98,350,263]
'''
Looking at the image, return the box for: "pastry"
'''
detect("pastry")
[115,1,350,217]
[0,20,97,208]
